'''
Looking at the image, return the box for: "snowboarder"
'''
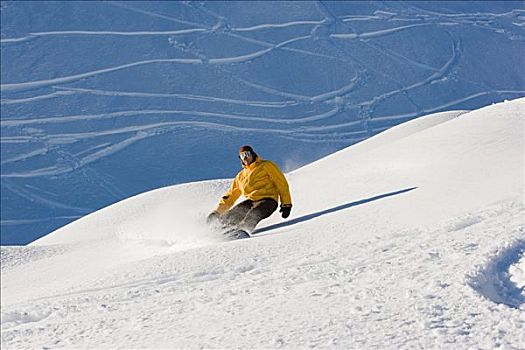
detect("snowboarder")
[207,145,292,239]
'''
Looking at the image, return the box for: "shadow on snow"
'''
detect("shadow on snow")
[253,187,418,235]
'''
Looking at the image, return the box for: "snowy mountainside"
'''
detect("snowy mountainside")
[27,109,467,247]
[1,99,524,349]
[2,1,525,244]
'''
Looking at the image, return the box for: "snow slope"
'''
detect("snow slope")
[2,1,524,244]
[1,99,524,349]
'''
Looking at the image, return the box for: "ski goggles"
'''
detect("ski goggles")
[239,151,252,161]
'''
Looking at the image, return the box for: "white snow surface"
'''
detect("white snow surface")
[1,99,524,349]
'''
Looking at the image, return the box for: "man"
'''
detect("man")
[207,145,292,238]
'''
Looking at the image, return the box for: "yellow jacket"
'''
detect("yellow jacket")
[215,158,292,214]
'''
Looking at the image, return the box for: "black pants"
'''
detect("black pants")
[220,198,278,232]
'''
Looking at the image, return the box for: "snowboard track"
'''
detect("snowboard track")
[468,238,525,309]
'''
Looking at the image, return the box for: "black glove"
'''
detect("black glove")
[279,204,292,219]
[206,211,221,225]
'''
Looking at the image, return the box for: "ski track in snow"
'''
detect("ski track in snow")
[1,88,522,179]
[2,8,522,43]
[468,238,525,309]
[2,4,521,98]
[1,179,92,213]
[0,119,408,177]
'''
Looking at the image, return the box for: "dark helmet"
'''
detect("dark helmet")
[239,145,258,161]
[239,145,255,154]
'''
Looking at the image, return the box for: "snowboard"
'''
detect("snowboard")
[222,229,251,240]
